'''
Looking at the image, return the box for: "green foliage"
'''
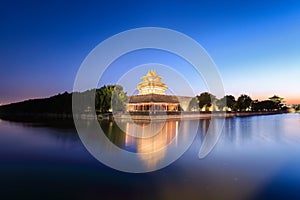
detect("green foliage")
[95,85,128,113]
[197,92,216,111]
[0,85,128,116]
[236,94,252,111]
[0,88,289,116]
[95,86,113,113]
[216,95,236,110]
[111,85,128,112]
[191,93,286,112]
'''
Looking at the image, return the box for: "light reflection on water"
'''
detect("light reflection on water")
[101,120,180,153]
[0,114,300,199]
[101,119,195,170]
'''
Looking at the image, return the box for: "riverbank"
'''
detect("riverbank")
[0,110,288,123]
[114,111,287,121]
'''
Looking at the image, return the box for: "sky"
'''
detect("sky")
[0,0,299,104]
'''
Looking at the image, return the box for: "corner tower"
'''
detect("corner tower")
[136,70,168,95]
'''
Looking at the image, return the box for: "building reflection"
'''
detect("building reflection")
[102,120,180,169]
[125,120,179,169]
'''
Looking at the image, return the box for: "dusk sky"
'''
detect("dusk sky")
[0,0,299,104]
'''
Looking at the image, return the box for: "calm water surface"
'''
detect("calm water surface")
[0,114,300,200]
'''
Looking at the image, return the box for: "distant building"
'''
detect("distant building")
[127,70,181,112]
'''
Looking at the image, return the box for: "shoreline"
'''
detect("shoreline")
[0,111,289,122]
[114,111,287,121]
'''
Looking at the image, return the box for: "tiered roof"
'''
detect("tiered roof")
[137,70,168,95]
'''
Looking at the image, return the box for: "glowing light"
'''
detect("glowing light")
[137,70,168,95]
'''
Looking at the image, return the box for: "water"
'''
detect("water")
[0,114,300,199]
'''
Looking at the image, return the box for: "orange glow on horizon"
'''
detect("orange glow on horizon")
[285,98,300,105]
[2,93,299,106]
[252,95,300,105]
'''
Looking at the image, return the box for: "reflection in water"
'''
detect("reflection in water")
[219,114,300,149]
[201,119,210,137]
[100,114,300,171]
[125,121,179,153]
[1,114,300,199]
[101,120,181,169]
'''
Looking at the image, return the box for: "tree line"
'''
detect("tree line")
[188,92,287,112]
[0,85,289,116]
[0,92,73,115]
[0,85,127,115]
[291,104,300,112]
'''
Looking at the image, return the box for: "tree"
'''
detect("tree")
[111,85,128,112]
[95,85,127,113]
[236,94,252,111]
[251,100,260,111]
[251,100,277,111]
[188,97,199,111]
[0,91,73,115]
[197,92,216,111]
[216,95,236,111]
[292,104,300,112]
[95,86,111,113]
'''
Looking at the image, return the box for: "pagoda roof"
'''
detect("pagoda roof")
[142,70,162,78]
[129,94,179,104]
[137,70,168,91]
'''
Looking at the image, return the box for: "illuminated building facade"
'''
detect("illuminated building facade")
[127,70,180,112]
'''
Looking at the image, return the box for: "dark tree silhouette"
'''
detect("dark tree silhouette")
[0,85,128,117]
[197,92,216,111]
[236,94,252,111]
[0,91,73,115]
[216,95,236,111]
[252,100,277,111]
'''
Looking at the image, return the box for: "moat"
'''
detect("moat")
[0,113,300,199]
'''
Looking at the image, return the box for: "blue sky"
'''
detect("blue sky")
[0,0,299,104]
